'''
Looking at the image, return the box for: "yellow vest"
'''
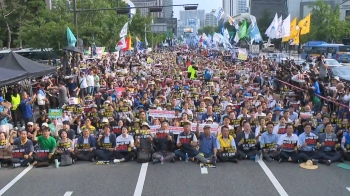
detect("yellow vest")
[218,134,233,149]
[11,94,21,110]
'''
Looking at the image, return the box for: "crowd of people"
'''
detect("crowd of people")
[0,46,350,169]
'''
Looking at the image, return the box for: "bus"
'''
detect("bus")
[301,44,343,60]
[0,48,59,63]
[337,45,350,63]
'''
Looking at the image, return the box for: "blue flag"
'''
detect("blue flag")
[66,27,77,47]
[249,22,263,44]
[221,22,225,35]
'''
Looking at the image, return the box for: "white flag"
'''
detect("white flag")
[119,22,128,38]
[278,14,291,38]
[234,31,240,43]
[214,7,225,21]
[265,13,278,38]
[250,15,257,29]
[115,37,126,51]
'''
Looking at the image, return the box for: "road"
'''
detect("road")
[1,160,350,196]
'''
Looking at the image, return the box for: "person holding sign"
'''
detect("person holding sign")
[297,123,319,165]
[32,127,57,167]
[9,130,34,167]
[95,125,116,163]
[56,130,75,164]
[317,122,342,166]
[216,126,238,163]
[175,122,199,161]
[236,121,260,160]
[277,124,299,163]
[195,124,217,165]
[341,127,350,161]
[114,127,135,163]
[75,128,96,161]
[0,131,12,166]
[260,122,280,162]
[152,121,175,164]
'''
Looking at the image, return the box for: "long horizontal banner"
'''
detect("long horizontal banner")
[149,123,218,134]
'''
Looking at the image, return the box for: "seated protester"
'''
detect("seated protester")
[277,124,299,163]
[114,127,135,163]
[32,127,57,167]
[0,131,12,167]
[134,122,153,163]
[236,121,260,160]
[216,126,238,163]
[26,122,35,140]
[9,130,34,167]
[57,121,76,140]
[174,122,199,161]
[297,123,319,164]
[260,121,280,162]
[341,127,350,161]
[313,116,330,135]
[317,122,342,166]
[81,118,97,136]
[335,118,349,143]
[36,111,51,128]
[273,116,287,139]
[152,121,175,164]
[56,130,75,164]
[75,128,96,162]
[194,124,217,165]
[95,125,116,163]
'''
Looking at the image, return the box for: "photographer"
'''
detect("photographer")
[316,55,327,82]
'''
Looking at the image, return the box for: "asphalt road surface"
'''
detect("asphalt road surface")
[1,159,350,196]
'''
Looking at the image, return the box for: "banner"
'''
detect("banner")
[48,109,62,118]
[148,110,176,118]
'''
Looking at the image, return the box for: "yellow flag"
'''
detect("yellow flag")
[282,17,297,42]
[291,26,300,45]
[298,14,311,35]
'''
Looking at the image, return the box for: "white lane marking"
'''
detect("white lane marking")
[133,163,148,196]
[346,187,350,192]
[200,167,208,174]
[0,165,33,196]
[63,191,73,196]
[257,160,289,196]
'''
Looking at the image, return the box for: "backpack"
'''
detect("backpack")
[60,153,73,166]
[204,70,211,80]
[136,138,152,163]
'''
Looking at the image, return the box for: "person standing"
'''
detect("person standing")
[19,92,36,129]
[86,70,95,96]
[10,89,22,128]
[94,71,100,95]
[0,97,11,135]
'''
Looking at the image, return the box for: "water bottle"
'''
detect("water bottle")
[255,154,259,162]
[161,155,164,164]
[185,153,189,162]
[54,159,59,168]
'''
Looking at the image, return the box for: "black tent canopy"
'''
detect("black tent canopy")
[0,67,28,86]
[0,52,56,78]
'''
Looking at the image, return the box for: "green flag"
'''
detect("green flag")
[238,20,248,39]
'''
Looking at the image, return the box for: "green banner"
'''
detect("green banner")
[48,109,63,119]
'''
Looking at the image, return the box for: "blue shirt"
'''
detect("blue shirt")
[199,133,217,155]
[0,106,8,125]
[260,132,279,149]
[313,82,321,95]
[298,132,317,151]
[20,98,33,119]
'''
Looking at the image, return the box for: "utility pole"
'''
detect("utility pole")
[73,0,77,27]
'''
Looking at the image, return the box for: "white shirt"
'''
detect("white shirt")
[86,75,95,87]
[116,134,135,146]
[79,76,88,88]
[277,133,299,148]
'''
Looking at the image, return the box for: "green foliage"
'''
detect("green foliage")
[302,0,349,43]
[0,0,154,51]
[198,26,216,35]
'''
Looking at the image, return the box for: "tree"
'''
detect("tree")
[302,0,349,43]
[257,10,273,41]
[198,26,215,35]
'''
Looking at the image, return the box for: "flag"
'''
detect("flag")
[123,33,132,52]
[214,7,225,21]
[228,16,235,26]
[282,17,297,42]
[291,26,300,45]
[224,29,230,41]
[116,37,126,51]
[298,13,311,35]
[66,27,77,47]
[221,22,225,35]
[278,14,291,38]
[265,13,278,38]
[249,15,257,29]
[238,20,248,39]
[120,22,128,38]
[249,22,262,44]
[234,31,240,43]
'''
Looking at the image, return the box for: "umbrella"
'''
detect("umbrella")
[62,46,82,53]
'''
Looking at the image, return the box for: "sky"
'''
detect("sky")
[172,0,222,19]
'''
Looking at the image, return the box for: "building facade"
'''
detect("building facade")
[286,0,342,20]
[340,0,350,20]
[179,9,205,28]
[222,0,238,16]
[238,0,249,14]
[205,11,218,27]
